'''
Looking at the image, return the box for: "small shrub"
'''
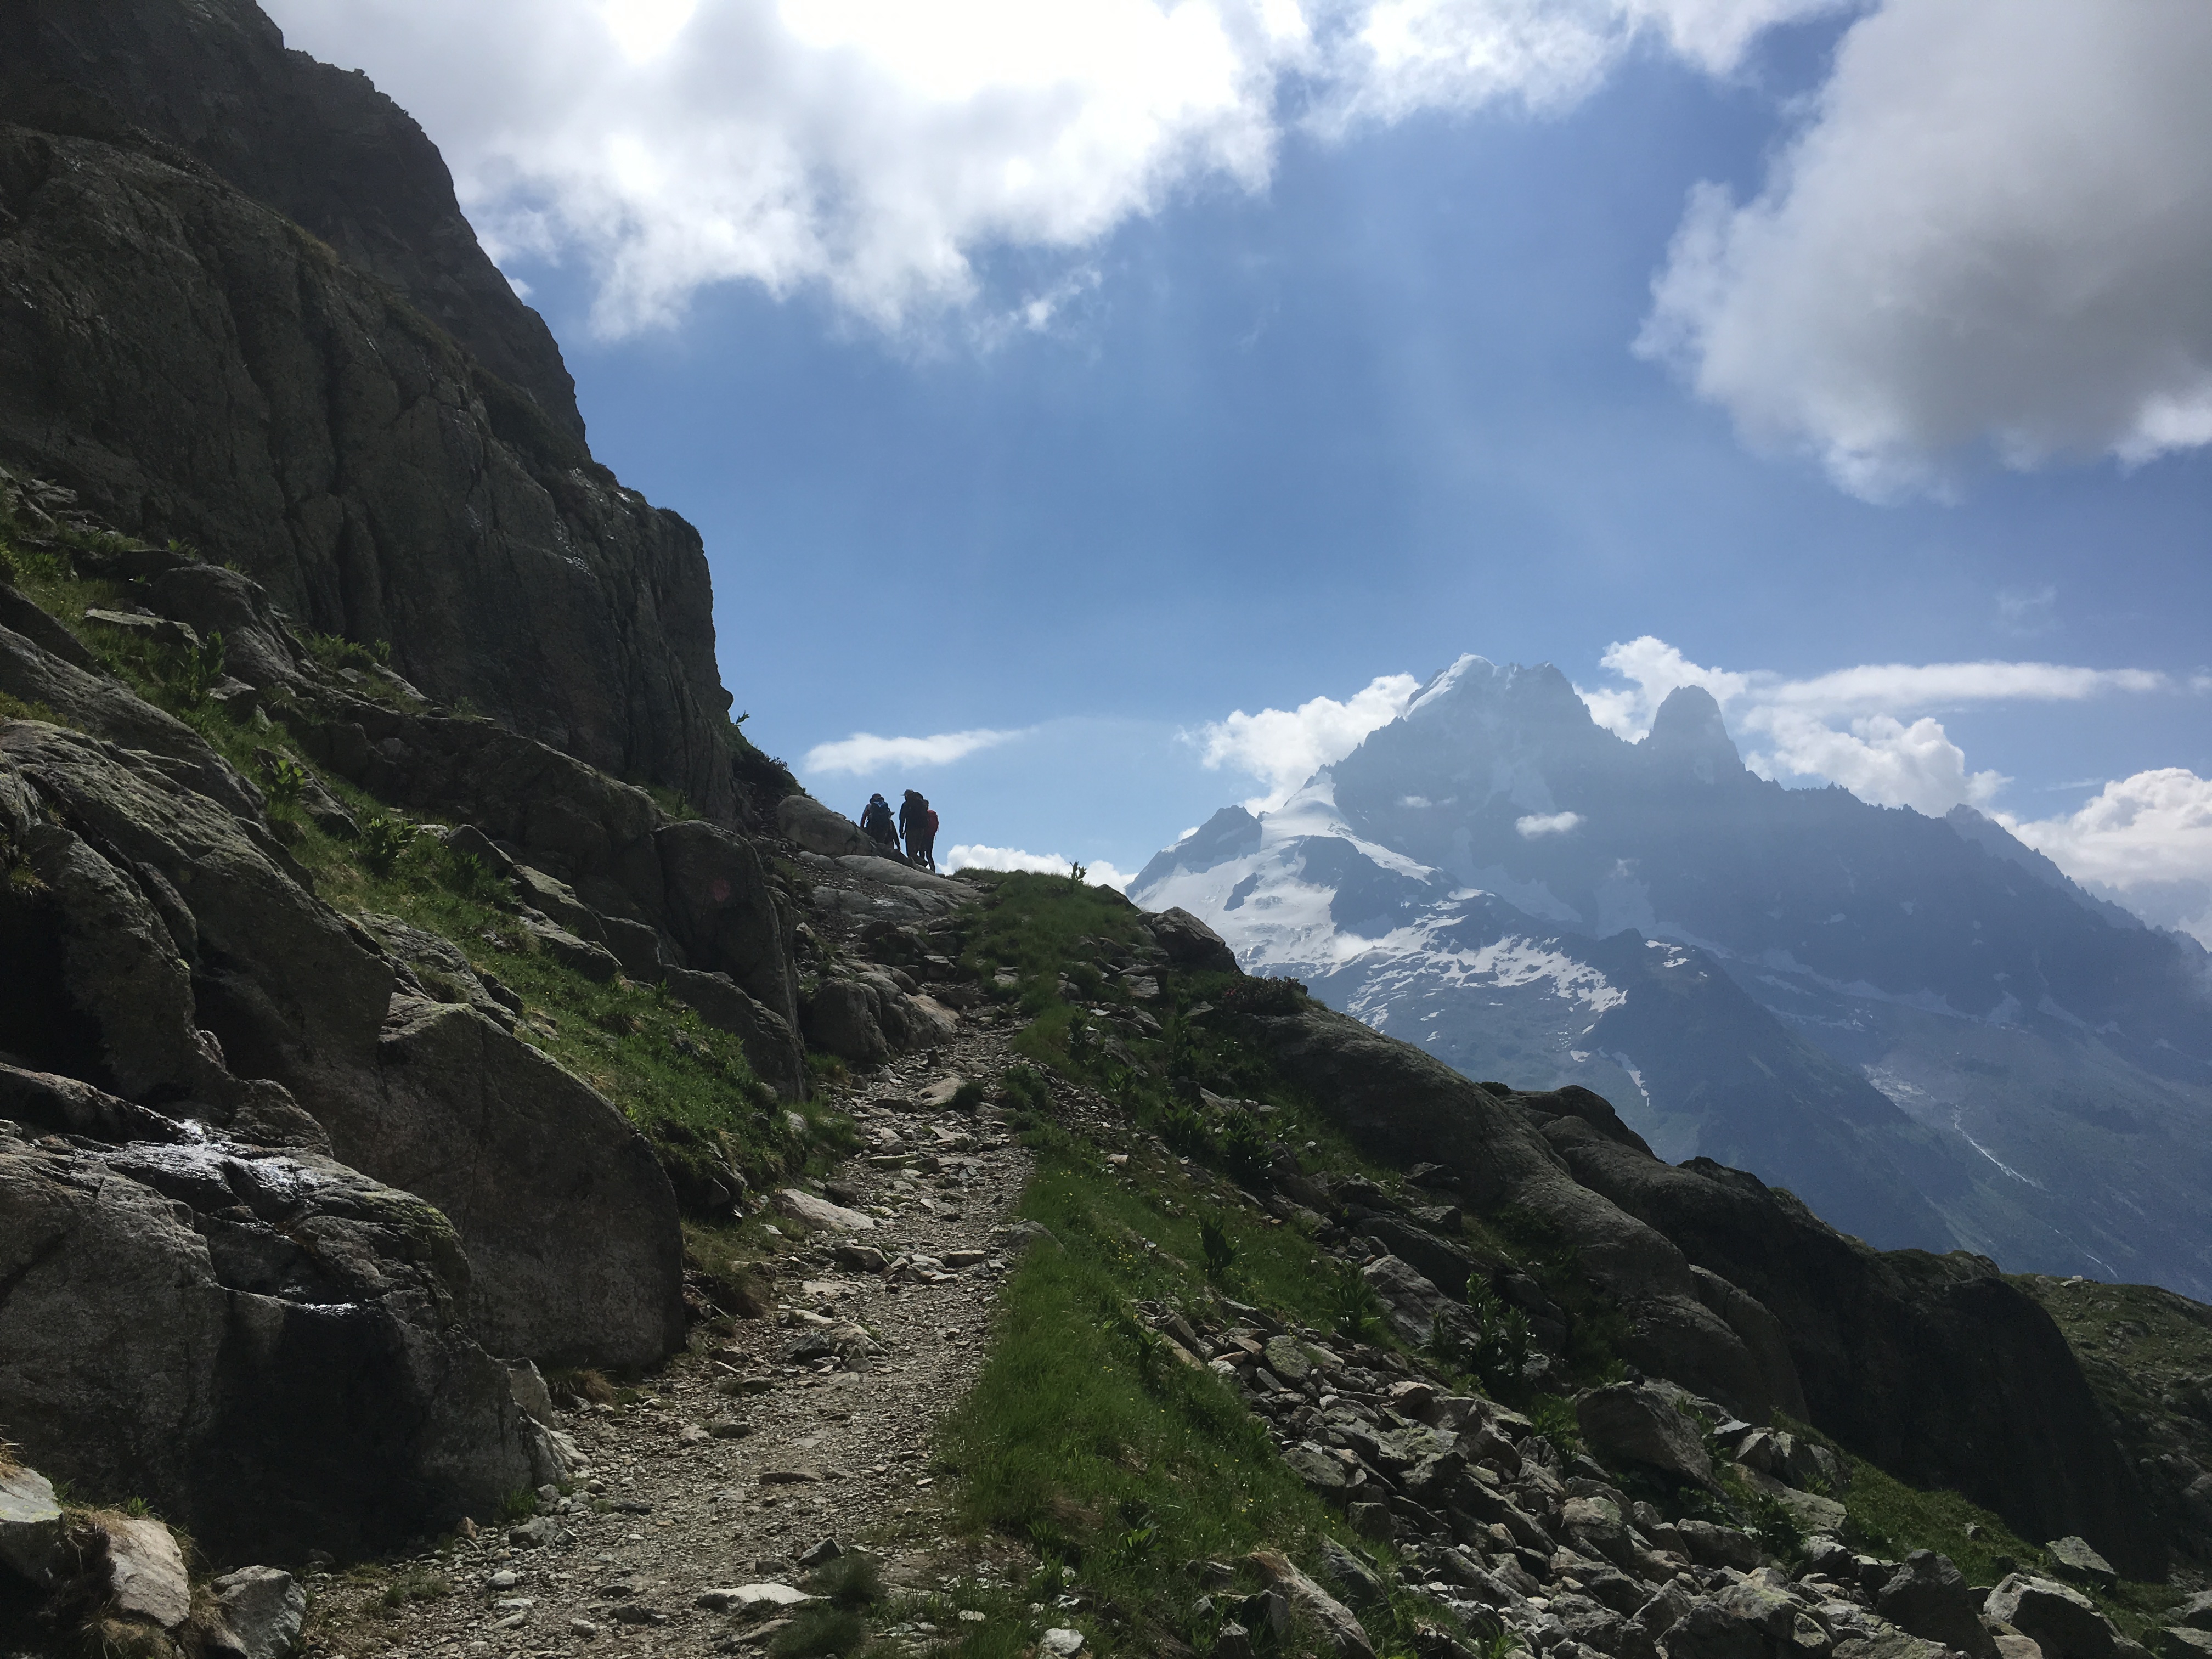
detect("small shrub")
[1526,1394,1583,1455]
[803,1553,883,1608]
[1155,1099,1211,1158]
[1331,1260,1379,1344]
[304,631,391,673]
[1199,1215,1237,1282]
[1216,1108,1272,1183]
[176,631,226,706]
[0,690,61,725]
[443,848,511,906]
[951,1079,988,1113]
[769,1606,865,1659]
[259,752,309,812]
[358,813,416,878]
[379,1572,452,1611]
[496,1489,538,1525]
[1001,1065,1051,1112]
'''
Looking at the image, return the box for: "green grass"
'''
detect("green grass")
[0,552,838,1209]
[940,1118,1468,1657]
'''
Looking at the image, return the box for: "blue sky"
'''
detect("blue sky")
[267,0,2212,930]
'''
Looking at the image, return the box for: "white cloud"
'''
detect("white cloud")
[266,0,1833,335]
[1741,709,2005,816]
[941,842,1137,890]
[1640,0,2212,497]
[1580,636,1749,740]
[802,726,1025,774]
[1516,810,1584,837]
[2000,770,2212,946]
[1193,672,1421,812]
[1577,634,2172,816]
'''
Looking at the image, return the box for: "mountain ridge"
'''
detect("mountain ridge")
[1137,653,2212,1296]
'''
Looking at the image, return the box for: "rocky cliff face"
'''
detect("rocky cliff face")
[0,0,742,822]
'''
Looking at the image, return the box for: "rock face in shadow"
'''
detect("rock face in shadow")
[0,1119,540,1561]
[1237,1001,2158,1576]
[0,3,738,821]
[1240,1002,1796,1423]
[1,0,579,438]
[0,719,685,1374]
[362,998,687,1369]
[1528,1089,2160,1577]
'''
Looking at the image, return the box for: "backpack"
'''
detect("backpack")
[926,809,939,837]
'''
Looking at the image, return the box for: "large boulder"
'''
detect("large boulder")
[0,1125,540,1560]
[1147,906,1240,973]
[1576,1383,1716,1488]
[1360,1254,1468,1348]
[1877,1553,1997,1659]
[663,967,805,1099]
[0,625,264,819]
[776,794,875,859]
[2,722,393,1084]
[1984,1577,2118,1659]
[335,998,686,1369]
[656,820,800,1028]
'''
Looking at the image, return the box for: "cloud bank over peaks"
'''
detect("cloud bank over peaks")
[1578,635,2186,817]
[267,0,1837,335]
[1192,671,1421,811]
[2000,770,2212,948]
[1640,0,2212,496]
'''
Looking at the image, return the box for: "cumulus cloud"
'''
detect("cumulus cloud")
[942,842,1136,889]
[1580,636,1749,741]
[1640,0,2212,496]
[1577,634,2171,816]
[1194,672,1421,812]
[802,726,1025,774]
[2000,770,2212,946]
[266,0,1834,334]
[1516,810,1584,837]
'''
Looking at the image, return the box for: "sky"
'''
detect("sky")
[263,0,2212,937]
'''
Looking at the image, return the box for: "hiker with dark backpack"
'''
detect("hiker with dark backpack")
[861,793,896,850]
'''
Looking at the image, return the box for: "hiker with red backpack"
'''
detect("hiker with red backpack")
[899,789,939,871]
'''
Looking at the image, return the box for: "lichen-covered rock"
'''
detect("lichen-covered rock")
[1576,1384,1716,1488]
[0,1128,537,1560]
[1985,1576,2118,1659]
[1876,1551,1996,1659]
[211,1565,306,1659]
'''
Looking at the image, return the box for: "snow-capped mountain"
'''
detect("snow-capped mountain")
[1135,656,2212,1296]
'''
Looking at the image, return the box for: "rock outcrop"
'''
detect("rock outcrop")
[0,718,686,1372]
[0,1,740,821]
[0,1120,541,1560]
[1234,1000,2160,1573]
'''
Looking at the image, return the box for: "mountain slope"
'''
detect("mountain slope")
[1136,656,2212,1296]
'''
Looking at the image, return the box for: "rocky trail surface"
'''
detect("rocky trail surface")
[304,1009,1039,1659]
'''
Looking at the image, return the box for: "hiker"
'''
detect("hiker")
[860,792,896,850]
[899,789,937,871]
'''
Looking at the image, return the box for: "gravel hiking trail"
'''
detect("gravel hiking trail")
[307,1008,1045,1659]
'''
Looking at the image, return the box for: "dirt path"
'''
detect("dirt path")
[308,1008,1036,1659]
